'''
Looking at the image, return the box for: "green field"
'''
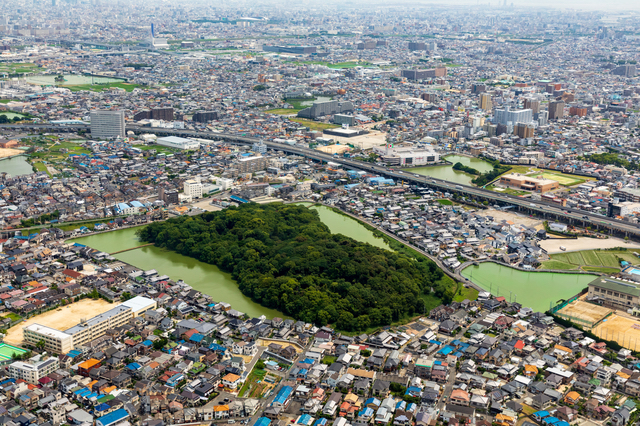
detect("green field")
[289,118,339,131]
[62,82,141,92]
[582,266,620,274]
[596,252,621,267]
[131,144,179,155]
[295,61,368,69]
[32,161,51,176]
[532,172,584,186]
[2,313,22,322]
[581,250,602,266]
[453,285,479,302]
[264,108,299,115]
[0,63,40,75]
[28,139,91,161]
[437,199,453,206]
[541,260,579,270]
[542,249,638,271]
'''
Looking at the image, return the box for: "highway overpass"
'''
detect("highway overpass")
[3,123,640,240]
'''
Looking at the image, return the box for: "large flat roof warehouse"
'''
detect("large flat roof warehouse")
[157,136,200,150]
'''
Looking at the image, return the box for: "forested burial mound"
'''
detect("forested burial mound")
[138,203,454,331]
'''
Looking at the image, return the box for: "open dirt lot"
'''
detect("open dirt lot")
[539,237,640,254]
[483,208,544,229]
[4,299,115,346]
[191,199,222,212]
[557,300,612,328]
[330,130,387,150]
[592,314,640,351]
[0,148,23,159]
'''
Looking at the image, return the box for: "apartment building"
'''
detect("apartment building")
[90,110,125,139]
[8,357,60,384]
[184,178,203,199]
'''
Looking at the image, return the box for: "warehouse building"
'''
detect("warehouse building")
[157,136,200,150]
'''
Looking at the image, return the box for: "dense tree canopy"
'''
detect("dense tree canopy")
[138,204,453,331]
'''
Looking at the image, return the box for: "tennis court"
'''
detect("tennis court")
[0,343,28,361]
[557,300,612,328]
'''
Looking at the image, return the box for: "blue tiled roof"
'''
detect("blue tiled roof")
[96,408,129,426]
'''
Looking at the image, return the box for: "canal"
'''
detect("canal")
[461,262,596,312]
[302,204,389,250]
[0,156,33,177]
[71,204,389,318]
[408,154,495,185]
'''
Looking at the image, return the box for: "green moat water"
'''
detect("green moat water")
[71,204,388,317]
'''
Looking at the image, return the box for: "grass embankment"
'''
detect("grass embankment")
[541,249,639,272]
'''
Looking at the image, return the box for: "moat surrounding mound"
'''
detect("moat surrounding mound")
[138,203,454,331]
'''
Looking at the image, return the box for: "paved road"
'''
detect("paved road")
[246,340,312,426]
[334,206,477,290]
[4,123,639,238]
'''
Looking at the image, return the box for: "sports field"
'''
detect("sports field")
[539,173,583,186]
[556,300,612,328]
[592,314,640,351]
[3,299,114,346]
[542,249,639,272]
[0,343,28,361]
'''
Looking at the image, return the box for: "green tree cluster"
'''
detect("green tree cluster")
[452,162,479,175]
[138,204,453,331]
[472,161,511,186]
[581,153,637,172]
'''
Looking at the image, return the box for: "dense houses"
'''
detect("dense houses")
[0,227,638,426]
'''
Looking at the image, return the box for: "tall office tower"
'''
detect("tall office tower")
[480,93,492,110]
[524,98,540,114]
[90,110,125,139]
[548,101,565,120]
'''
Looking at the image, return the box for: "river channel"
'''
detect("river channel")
[0,156,33,177]
[461,263,596,312]
[408,154,495,185]
[70,204,388,318]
